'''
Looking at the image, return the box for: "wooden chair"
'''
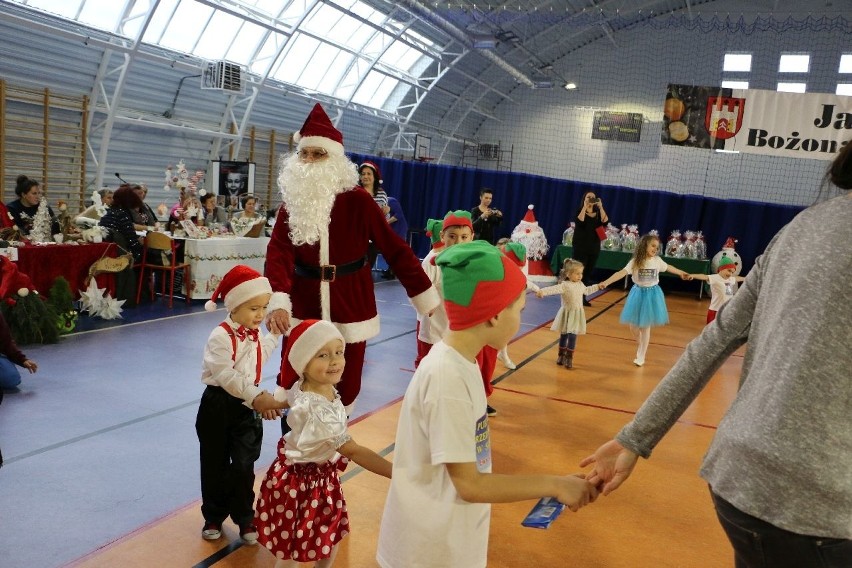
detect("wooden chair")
[136,232,191,308]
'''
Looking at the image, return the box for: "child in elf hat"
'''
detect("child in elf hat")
[414,217,446,368]
[535,258,599,369]
[495,238,540,370]
[196,265,286,545]
[417,211,499,416]
[255,319,392,567]
[377,241,598,568]
[689,254,746,324]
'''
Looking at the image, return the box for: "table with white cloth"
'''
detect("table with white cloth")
[182,236,269,299]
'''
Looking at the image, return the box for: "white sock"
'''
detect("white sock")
[635,327,651,362]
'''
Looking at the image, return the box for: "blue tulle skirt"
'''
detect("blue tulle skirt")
[619,285,669,328]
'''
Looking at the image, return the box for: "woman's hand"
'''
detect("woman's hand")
[23,359,38,373]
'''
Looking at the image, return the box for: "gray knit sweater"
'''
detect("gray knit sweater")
[617,193,852,539]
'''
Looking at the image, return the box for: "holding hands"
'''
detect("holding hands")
[557,473,600,512]
[579,439,640,496]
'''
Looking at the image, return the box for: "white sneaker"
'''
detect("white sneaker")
[632,359,644,367]
[497,350,517,370]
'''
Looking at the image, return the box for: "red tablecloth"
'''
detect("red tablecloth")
[15,242,118,298]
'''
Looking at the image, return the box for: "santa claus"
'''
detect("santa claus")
[265,103,439,412]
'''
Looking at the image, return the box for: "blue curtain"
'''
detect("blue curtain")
[348,153,803,273]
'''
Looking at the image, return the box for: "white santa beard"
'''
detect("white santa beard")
[278,152,359,246]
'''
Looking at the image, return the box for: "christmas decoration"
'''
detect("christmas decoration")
[509,204,556,284]
[78,279,107,314]
[711,237,742,275]
[562,222,575,246]
[47,277,78,334]
[29,198,54,243]
[0,257,59,344]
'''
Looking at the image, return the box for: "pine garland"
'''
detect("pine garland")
[0,291,59,345]
[47,277,78,334]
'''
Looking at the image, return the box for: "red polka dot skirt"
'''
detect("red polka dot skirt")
[255,438,350,562]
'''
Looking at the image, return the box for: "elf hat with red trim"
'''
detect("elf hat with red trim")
[717,255,737,272]
[436,240,527,331]
[441,210,473,232]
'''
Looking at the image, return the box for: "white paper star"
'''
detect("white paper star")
[95,295,126,320]
[79,280,107,313]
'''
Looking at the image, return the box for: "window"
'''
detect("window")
[721,80,749,90]
[837,84,852,96]
[723,53,752,72]
[777,82,807,93]
[779,54,810,73]
[840,54,852,73]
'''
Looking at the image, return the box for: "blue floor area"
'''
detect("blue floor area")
[0,278,561,568]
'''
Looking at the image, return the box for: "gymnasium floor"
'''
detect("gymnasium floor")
[0,278,739,568]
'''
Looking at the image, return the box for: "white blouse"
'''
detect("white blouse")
[283,379,352,464]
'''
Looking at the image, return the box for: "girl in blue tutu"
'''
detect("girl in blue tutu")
[597,234,692,366]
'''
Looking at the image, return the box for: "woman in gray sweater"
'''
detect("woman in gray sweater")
[581,141,852,568]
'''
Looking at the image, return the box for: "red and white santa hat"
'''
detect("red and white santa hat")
[293,103,344,156]
[280,319,344,386]
[204,264,272,313]
[359,161,382,184]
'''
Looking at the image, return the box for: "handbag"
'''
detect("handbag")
[595,224,607,241]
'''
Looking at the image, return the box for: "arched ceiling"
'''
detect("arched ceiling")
[1,0,845,180]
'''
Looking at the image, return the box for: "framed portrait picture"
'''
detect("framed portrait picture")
[210,161,255,206]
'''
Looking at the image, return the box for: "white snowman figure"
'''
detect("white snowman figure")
[711,237,743,275]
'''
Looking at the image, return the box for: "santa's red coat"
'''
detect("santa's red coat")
[266,186,438,343]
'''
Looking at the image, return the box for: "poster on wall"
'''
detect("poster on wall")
[210,160,256,209]
[661,84,850,160]
[592,111,643,142]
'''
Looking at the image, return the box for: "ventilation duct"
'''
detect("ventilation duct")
[201,61,245,94]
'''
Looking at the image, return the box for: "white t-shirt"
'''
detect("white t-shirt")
[707,273,739,311]
[624,256,668,287]
[417,249,449,344]
[377,341,491,568]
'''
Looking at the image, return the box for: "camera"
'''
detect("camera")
[593,198,601,203]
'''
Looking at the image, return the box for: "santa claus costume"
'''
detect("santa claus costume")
[265,103,439,410]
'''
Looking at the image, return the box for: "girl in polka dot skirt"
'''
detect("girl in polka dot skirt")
[255,319,392,567]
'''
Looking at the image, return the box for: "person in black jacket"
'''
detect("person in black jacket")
[470,188,503,244]
[572,191,609,305]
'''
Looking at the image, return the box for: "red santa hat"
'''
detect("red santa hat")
[0,256,37,301]
[204,264,272,313]
[280,319,344,386]
[294,103,344,156]
[359,161,382,184]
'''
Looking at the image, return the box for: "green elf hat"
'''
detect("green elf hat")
[441,209,473,232]
[717,254,737,272]
[424,218,444,247]
[436,240,527,331]
[500,241,527,267]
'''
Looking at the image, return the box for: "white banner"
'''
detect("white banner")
[662,85,851,160]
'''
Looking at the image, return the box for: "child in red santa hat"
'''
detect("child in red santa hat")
[196,265,286,545]
[254,319,392,567]
[378,241,597,568]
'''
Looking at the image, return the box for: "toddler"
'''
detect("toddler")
[690,254,746,323]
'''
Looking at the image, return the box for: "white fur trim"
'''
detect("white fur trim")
[223,276,273,313]
[273,386,288,402]
[409,285,441,316]
[344,401,356,417]
[204,300,217,312]
[267,291,292,315]
[527,274,558,284]
[297,135,344,156]
[288,320,343,378]
[289,315,380,344]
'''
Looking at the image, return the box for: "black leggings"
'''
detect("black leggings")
[572,246,600,285]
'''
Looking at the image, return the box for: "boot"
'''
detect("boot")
[557,347,567,366]
[564,349,574,369]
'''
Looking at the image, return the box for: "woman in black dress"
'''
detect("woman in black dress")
[572,190,609,305]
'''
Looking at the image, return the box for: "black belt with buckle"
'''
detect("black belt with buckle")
[294,256,368,282]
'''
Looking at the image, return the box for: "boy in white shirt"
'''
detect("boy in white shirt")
[377,241,598,568]
[690,254,746,324]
